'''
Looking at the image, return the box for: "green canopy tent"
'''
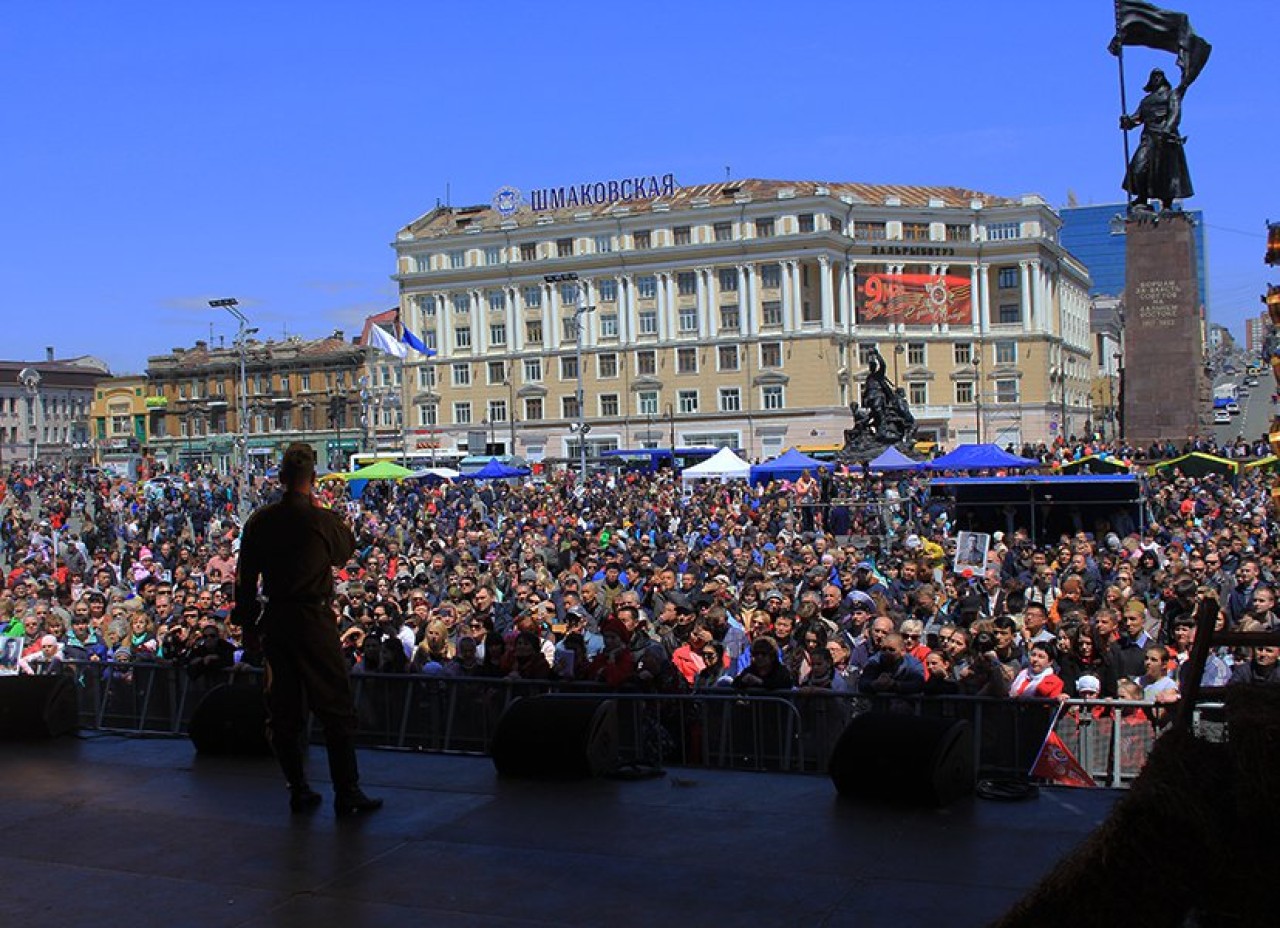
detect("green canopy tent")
[1054,454,1131,475]
[341,460,414,481]
[1243,455,1280,473]
[1149,452,1239,479]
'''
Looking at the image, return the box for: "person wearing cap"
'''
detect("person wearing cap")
[233,442,381,817]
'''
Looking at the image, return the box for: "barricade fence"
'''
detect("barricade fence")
[54,660,1213,786]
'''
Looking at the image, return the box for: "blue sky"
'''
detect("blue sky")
[1,1,1272,373]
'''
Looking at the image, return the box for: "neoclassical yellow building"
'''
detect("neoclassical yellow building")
[392,178,1093,461]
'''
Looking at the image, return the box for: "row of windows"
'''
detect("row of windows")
[413,217,1025,271]
[854,340,1020,367]
[174,369,354,400]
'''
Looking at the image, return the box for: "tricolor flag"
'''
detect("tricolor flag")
[367,324,407,359]
[1030,730,1096,788]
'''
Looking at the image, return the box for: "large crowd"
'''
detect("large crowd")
[3,436,1278,729]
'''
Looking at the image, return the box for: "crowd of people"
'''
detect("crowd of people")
[2,438,1278,727]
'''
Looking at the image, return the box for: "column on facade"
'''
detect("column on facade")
[665,272,678,341]
[836,259,849,329]
[619,275,633,344]
[969,264,982,337]
[778,261,792,331]
[543,283,557,352]
[736,265,749,336]
[582,278,597,348]
[509,286,524,353]
[654,273,668,341]
[744,264,759,337]
[472,290,487,354]
[1019,261,1033,333]
[438,291,453,356]
[703,267,719,339]
[846,262,859,336]
[819,256,834,331]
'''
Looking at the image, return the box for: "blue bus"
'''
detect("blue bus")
[600,447,738,475]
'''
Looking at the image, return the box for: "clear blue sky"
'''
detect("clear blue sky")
[1,1,1272,373]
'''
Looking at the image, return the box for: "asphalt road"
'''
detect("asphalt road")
[1211,373,1272,447]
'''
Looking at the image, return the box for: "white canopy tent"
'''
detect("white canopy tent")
[679,447,752,485]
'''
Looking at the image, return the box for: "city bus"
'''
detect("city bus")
[600,447,737,475]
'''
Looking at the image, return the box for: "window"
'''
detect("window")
[414,255,430,273]
[633,230,651,250]
[858,342,878,365]
[720,305,740,331]
[997,267,1019,289]
[524,397,543,421]
[638,391,658,415]
[562,395,580,419]
[455,327,472,349]
[953,342,973,365]
[556,238,574,257]
[678,307,698,332]
[760,263,781,289]
[995,379,1019,403]
[907,342,926,365]
[419,295,438,316]
[761,385,784,410]
[855,221,887,240]
[676,347,698,374]
[754,218,774,237]
[484,246,502,266]
[417,404,437,427]
[487,361,506,385]
[300,373,312,391]
[718,345,739,371]
[718,269,738,291]
[489,323,507,346]
[487,290,506,311]
[673,225,691,245]
[453,293,470,314]
[524,358,542,381]
[945,224,970,242]
[525,320,543,345]
[998,303,1021,324]
[798,213,815,233]
[903,222,929,241]
[909,382,928,406]
[638,310,657,335]
[560,282,579,305]
[453,402,472,425]
[678,390,699,414]
[987,221,1021,241]
[719,387,741,412]
[560,356,578,380]
[995,340,1017,364]
[449,250,465,268]
[760,342,782,368]
[599,313,618,338]
[599,394,619,417]
[451,363,471,387]
[762,301,782,327]
[637,275,657,299]
[597,279,617,302]
[594,234,613,253]
[562,317,579,342]
[677,271,697,296]
[520,242,538,262]
[713,221,732,242]
[488,399,508,422]
[636,350,656,376]
[522,285,542,307]
[955,381,974,404]
[597,353,618,378]
[829,216,843,235]
[418,366,437,388]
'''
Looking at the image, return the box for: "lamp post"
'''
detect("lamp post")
[505,364,518,456]
[18,367,41,464]
[546,272,594,475]
[666,403,676,450]
[211,298,254,486]
[971,352,982,444]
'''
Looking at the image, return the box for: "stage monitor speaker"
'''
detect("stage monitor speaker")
[189,684,271,756]
[491,695,618,779]
[829,712,974,807]
[0,674,78,740]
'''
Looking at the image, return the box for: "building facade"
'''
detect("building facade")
[89,375,153,476]
[0,351,106,466]
[1245,312,1267,357]
[1060,203,1207,305]
[392,179,1094,459]
[145,333,366,473]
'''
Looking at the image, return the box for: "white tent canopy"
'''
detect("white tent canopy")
[680,447,752,484]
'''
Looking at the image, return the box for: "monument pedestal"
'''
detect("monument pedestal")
[1123,213,1205,447]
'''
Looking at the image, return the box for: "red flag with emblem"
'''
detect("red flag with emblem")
[1031,730,1097,788]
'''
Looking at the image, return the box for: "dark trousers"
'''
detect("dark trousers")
[262,612,360,793]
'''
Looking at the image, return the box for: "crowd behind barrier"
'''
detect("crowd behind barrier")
[2,432,1278,792]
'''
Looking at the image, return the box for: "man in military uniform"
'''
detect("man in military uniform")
[232,443,382,815]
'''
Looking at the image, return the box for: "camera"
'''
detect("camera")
[973,630,996,654]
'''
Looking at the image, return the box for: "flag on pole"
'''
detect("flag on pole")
[1109,0,1211,91]
[1030,730,1097,788]
[367,324,407,359]
[400,326,435,356]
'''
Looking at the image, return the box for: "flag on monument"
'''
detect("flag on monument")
[367,324,407,359]
[1030,730,1097,788]
[1109,1,1211,90]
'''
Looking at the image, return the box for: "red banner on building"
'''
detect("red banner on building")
[856,272,972,326]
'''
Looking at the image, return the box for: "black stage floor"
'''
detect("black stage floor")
[0,735,1119,928]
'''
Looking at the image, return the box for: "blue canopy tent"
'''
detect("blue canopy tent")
[461,458,531,481]
[920,443,1040,471]
[867,446,921,472]
[749,447,827,485]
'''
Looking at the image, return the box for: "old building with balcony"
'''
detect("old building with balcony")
[0,349,106,466]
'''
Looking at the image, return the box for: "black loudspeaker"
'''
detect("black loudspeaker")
[491,695,619,779]
[829,712,975,807]
[189,684,271,756]
[0,674,78,739]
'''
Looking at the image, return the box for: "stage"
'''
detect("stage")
[0,735,1119,927]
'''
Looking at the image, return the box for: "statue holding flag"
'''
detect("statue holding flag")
[1109,1,1211,213]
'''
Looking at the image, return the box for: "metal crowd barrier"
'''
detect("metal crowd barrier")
[57,660,1205,785]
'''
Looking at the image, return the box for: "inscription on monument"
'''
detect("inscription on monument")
[1133,280,1182,328]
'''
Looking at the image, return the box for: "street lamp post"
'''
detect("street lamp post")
[211,298,254,488]
[18,367,41,464]
[971,353,982,444]
[546,272,594,475]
